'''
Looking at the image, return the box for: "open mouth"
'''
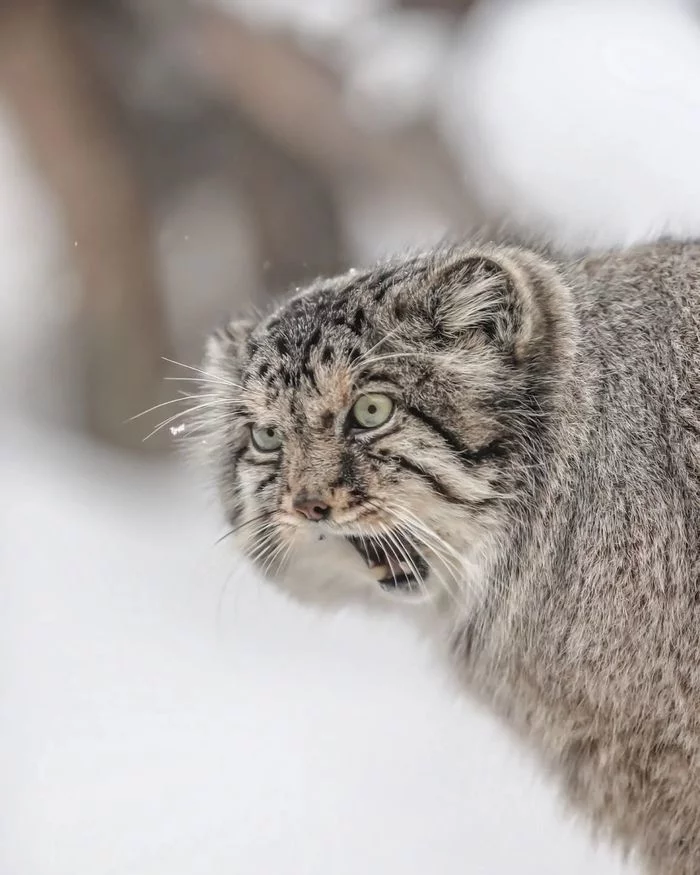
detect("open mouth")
[346,534,428,592]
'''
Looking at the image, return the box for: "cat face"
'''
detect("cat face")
[199,247,562,610]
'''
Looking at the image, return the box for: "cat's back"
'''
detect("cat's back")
[487,239,700,870]
[570,238,700,319]
[560,240,700,410]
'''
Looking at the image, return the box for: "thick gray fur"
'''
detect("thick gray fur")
[199,237,700,873]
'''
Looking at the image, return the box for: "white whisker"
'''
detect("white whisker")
[262,535,294,579]
[143,399,233,441]
[162,356,243,389]
[163,376,242,389]
[380,525,426,594]
[355,325,402,365]
[127,393,217,422]
[386,502,468,600]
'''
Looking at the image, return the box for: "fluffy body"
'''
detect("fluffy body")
[199,237,700,873]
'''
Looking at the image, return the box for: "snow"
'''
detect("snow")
[0,419,632,874]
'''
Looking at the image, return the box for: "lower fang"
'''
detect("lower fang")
[370,564,391,580]
[387,559,412,576]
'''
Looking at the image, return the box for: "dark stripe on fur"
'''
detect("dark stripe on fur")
[358,423,402,445]
[406,405,503,466]
[256,470,279,493]
[355,370,403,389]
[367,450,471,506]
[391,454,471,506]
[228,445,247,479]
[242,452,280,468]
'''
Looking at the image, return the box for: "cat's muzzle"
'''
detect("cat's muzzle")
[346,535,428,593]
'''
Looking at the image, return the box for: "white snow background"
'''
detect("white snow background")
[6,0,700,871]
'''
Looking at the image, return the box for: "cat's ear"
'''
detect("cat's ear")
[205,319,254,369]
[432,253,540,361]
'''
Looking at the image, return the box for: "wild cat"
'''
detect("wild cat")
[196,237,700,874]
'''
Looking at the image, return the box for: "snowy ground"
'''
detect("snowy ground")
[8,1,700,871]
[0,419,632,875]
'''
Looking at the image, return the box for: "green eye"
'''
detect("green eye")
[351,393,394,429]
[251,425,283,452]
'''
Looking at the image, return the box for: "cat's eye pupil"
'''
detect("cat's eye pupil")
[367,404,377,414]
[266,428,274,437]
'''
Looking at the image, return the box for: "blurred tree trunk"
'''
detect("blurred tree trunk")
[189,6,476,234]
[0,0,168,450]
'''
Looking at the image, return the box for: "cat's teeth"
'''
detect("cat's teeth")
[387,557,411,576]
[370,564,391,580]
[369,559,414,582]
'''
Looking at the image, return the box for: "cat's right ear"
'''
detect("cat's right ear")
[205,319,254,370]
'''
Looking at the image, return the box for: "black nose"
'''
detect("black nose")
[293,497,330,521]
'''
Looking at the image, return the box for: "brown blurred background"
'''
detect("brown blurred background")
[0,0,482,452]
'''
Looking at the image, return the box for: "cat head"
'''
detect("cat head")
[198,245,573,612]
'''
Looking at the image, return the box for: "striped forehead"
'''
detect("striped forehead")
[243,345,353,394]
[240,328,358,424]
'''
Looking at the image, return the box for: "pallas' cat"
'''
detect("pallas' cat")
[197,238,700,874]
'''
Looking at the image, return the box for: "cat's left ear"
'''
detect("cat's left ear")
[431,253,542,362]
[205,319,254,370]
